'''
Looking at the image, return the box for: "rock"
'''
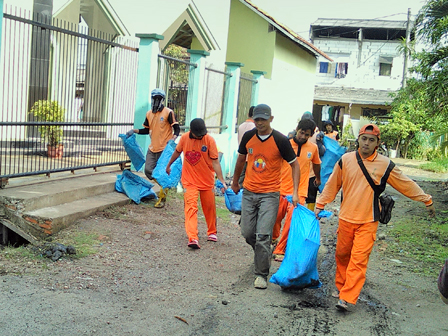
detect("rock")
[222,300,228,305]
[377,232,386,240]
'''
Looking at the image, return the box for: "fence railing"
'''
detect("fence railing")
[203,67,231,133]
[0,6,139,184]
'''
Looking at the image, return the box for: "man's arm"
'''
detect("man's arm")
[231,154,247,193]
[313,163,321,186]
[290,159,300,207]
[315,159,343,218]
[212,159,227,191]
[166,150,181,175]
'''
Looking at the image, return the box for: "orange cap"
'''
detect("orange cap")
[359,124,380,139]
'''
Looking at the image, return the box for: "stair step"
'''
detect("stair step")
[0,173,121,211]
[23,192,130,235]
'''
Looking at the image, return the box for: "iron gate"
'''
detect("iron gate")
[0,6,139,185]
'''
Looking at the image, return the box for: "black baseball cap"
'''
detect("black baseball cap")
[253,104,272,120]
[190,118,207,137]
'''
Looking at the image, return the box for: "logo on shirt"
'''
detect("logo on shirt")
[160,117,164,122]
[185,150,201,166]
[248,148,253,154]
[307,152,312,159]
[252,154,267,173]
[201,145,207,152]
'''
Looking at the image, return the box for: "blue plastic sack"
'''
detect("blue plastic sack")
[224,188,242,215]
[115,170,157,204]
[318,136,346,193]
[119,134,145,171]
[152,140,182,189]
[270,204,322,289]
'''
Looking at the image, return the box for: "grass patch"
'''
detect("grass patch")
[419,157,448,173]
[216,196,231,224]
[2,245,45,262]
[59,232,102,258]
[385,215,448,276]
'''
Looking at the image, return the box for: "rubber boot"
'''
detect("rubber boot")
[306,203,316,211]
[154,188,167,208]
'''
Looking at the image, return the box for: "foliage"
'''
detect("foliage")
[406,131,434,159]
[30,100,65,147]
[411,0,448,117]
[386,215,448,275]
[339,118,354,148]
[419,156,448,172]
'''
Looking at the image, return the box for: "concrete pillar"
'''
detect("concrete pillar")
[133,34,164,157]
[221,62,244,176]
[250,70,266,106]
[185,49,209,125]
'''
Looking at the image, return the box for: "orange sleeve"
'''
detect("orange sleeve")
[175,133,185,153]
[387,166,433,206]
[207,136,219,160]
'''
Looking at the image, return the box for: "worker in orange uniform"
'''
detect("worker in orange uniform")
[315,124,436,311]
[126,88,180,208]
[323,120,339,141]
[272,118,321,262]
[166,118,227,249]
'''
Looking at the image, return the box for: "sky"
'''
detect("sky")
[249,0,427,39]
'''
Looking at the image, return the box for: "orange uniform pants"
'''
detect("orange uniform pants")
[272,196,306,255]
[184,187,217,241]
[335,218,378,304]
[272,195,289,241]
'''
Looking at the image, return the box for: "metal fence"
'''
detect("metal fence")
[157,54,192,127]
[203,66,230,133]
[0,6,139,185]
[236,72,255,127]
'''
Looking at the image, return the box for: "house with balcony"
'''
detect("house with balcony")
[309,18,413,134]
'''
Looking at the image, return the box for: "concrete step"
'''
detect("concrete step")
[23,192,130,237]
[0,173,121,211]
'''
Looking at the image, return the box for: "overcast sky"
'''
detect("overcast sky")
[250,0,427,38]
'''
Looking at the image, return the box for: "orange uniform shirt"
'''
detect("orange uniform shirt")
[239,129,296,193]
[280,139,321,197]
[143,107,178,153]
[325,131,339,141]
[176,132,219,190]
[317,150,433,224]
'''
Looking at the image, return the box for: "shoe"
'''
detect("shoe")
[332,290,340,298]
[188,239,200,249]
[207,234,218,242]
[154,188,167,208]
[336,299,348,311]
[273,254,284,262]
[254,276,267,289]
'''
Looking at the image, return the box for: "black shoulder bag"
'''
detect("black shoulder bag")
[355,151,395,224]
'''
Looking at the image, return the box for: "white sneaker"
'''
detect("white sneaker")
[254,276,267,289]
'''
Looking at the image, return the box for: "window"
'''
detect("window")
[335,62,348,78]
[319,62,329,73]
[379,56,393,76]
[362,108,388,118]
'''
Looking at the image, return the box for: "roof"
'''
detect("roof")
[311,18,410,30]
[240,0,332,61]
[314,86,395,105]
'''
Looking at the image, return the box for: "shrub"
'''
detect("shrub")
[30,100,65,147]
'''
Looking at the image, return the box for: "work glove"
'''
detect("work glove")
[126,129,135,138]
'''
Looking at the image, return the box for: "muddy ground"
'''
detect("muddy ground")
[0,164,447,335]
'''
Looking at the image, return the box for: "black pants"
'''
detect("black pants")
[306,176,318,203]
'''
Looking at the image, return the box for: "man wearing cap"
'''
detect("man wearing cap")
[231,104,300,289]
[315,124,436,311]
[166,118,227,249]
[126,88,180,208]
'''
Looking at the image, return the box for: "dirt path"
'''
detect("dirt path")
[0,163,447,335]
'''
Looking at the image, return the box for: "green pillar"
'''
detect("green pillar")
[0,0,3,57]
[222,62,244,176]
[250,70,266,106]
[133,34,163,164]
[186,49,209,126]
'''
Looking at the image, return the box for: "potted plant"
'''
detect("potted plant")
[30,100,65,158]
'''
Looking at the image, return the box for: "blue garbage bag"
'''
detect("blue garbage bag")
[270,204,323,289]
[115,170,157,204]
[224,188,242,215]
[319,136,346,193]
[152,140,182,189]
[119,134,145,171]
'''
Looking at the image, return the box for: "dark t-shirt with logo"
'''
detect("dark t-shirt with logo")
[238,129,296,193]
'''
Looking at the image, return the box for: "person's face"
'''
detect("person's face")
[358,134,379,157]
[295,128,312,144]
[254,116,273,134]
[326,124,333,132]
[191,132,204,140]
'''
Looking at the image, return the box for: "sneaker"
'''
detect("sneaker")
[207,234,218,242]
[331,290,340,298]
[188,239,200,249]
[254,276,267,289]
[336,299,348,311]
